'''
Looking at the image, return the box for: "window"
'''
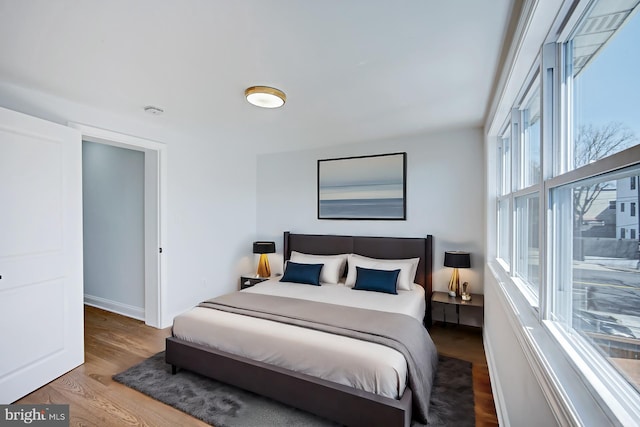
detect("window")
[497,79,543,300]
[514,193,539,294]
[497,198,511,266]
[493,0,640,419]
[519,86,541,189]
[499,132,511,196]
[550,0,640,413]
[555,0,640,401]
[550,167,640,395]
[567,3,640,171]
[497,125,512,268]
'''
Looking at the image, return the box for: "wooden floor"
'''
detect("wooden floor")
[429,322,499,427]
[17,306,498,426]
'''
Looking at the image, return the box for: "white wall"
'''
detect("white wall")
[82,141,145,317]
[0,82,257,327]
[483,274,557,426]
[256,127,485,326]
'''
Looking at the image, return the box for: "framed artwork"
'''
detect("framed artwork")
[317,152,406,220]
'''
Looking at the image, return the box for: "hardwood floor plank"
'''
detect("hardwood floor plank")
[15,306,498,426]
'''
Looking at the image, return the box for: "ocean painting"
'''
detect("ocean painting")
[318,153,406,220]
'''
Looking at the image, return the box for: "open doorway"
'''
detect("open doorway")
[83,141,144,319]
[72,123,166,328]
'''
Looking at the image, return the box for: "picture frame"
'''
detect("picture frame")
[317,152,406,220]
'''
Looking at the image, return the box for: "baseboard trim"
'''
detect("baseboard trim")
[483,328,508,427]
[84,294,144,321]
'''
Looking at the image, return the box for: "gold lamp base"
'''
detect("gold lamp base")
[256,253,271,278]
[448,268,460,297]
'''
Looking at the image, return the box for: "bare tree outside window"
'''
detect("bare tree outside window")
[573,122,637,234]
[574,122,636,169]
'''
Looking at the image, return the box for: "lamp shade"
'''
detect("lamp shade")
[444,251,470,268]
[253,241,276,254]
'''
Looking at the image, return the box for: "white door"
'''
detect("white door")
[0,106,83,403]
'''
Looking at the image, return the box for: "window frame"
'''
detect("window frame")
[513,190,541,301]
[497,118,514,271]
[499,68,544,305]
[544,150,640,421]
[492,0,640,421]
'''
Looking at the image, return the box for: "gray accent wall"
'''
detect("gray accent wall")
[256,127,485,326]
[82,141,145,316]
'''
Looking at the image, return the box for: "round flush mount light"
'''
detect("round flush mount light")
[245,86,286,108]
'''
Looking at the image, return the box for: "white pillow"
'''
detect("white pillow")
[345,253,419,291]
[290,251,348,284]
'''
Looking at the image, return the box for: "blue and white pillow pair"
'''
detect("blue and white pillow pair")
[280,251,419,295]
[280,252,347,286]
[345,254,419,292]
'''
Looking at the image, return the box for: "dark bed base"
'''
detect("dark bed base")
[166,337,412,427]
[166,232,433,427]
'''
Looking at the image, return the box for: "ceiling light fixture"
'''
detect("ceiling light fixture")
[245,86,286,109]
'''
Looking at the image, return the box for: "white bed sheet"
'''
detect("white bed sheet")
[244,279,426,322]
[172,280,427,399]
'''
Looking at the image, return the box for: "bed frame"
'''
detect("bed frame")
[166,232,433,427]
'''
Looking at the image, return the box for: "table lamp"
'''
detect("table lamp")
[253,241,276,278]
[444,251,470,297]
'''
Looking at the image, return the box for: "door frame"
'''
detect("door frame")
[70,123,167,328]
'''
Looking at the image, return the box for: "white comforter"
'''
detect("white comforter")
[171,279,426,398]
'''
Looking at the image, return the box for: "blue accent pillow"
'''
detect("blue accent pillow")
[280,261,323,286]
[353,266,400,294]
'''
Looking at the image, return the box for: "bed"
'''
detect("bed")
[166,232,435,427]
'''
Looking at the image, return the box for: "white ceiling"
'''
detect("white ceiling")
[0,0,514,152]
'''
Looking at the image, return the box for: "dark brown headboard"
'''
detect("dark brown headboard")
[283,232,434,323]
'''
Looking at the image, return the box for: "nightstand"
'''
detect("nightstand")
[240,275,270,290]
[431,291,484,327]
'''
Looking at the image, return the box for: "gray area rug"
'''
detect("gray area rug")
[113,352,474,427]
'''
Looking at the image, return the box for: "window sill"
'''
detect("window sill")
[511,275,539,309]
[544,321,640,425]
[487,261,630,426]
